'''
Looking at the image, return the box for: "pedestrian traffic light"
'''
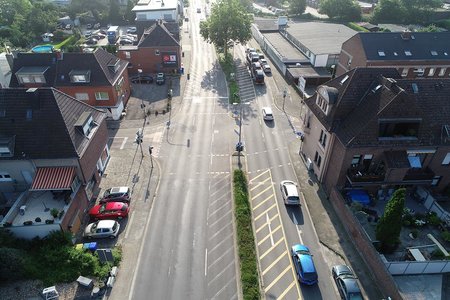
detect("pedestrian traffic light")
[149,146,153,155]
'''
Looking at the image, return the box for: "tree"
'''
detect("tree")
[376,188,406,253]
[200,0,253,57]
[400,0,442,24]
[124,0,137,22]
[372,0,406,23]
[108,0,121,23]
[288,0,306,16]
[319,0,361,21]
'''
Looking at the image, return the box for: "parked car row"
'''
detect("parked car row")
[84,186,131,239]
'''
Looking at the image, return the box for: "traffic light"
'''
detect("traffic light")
[135,130,143,144]
[235,142,244,152]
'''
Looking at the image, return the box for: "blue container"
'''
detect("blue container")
[83,242,97,251]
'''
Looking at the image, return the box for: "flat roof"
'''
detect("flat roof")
[287,66,331,78]
[262,32,309,62]
[132,0,177,11]
[285,22,357,55]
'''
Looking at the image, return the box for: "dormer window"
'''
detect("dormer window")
[316,86,338,115]
[74,112,97,137]
[69,70,91,83]
[108,59,121,73]
[16,66,48,84]
[0,136,15,157]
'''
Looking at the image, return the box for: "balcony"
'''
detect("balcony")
[403,167,435,183]
[347,167,385,185]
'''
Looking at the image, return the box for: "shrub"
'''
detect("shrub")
[426,212,441,226]
[376,188,405,253]
[347,22,369,32]
[441,231,450,243]
[0,248,28,281]
[431,249,447,260]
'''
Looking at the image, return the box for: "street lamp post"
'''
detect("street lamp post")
[135,129,144,158]
[282,88,287,111]
[148,146,154,169]
[234,102,245,169]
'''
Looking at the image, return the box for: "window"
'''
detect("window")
[72,75,87,82]
[155,50,160,56]
[413,68,424,76]
[430,50,438,56]
[401,68,409,77]
[70,70,91,83]
[438,68,446,77]
[0,172,12,182]
[315,95,329,114]
[20,75,31,83]
[95,92,109,101]
[377,50,385,57]
[0,137,14,157]
[379,119,420,139]
[317,155,322,167]
[351,155,361,165]
[443,153,450,165]
[393,52,398,56]
[340,75,349,84]
[26,109,32,120]
[405,50,412,56]
[431,176,441,186]
[125,51,131,59]
[428,68,435,76]
[75,93,89,101]
[319,130,327,147]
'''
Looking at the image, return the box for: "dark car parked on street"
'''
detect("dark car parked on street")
[332,265,364,300]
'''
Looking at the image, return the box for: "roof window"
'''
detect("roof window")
[431,50,438,56]
[69,70,91,83]
[340,75,349,85]
[377,50,385,57]
[405,50,412,56]
[75,112,97,137]
[412,83,419,93]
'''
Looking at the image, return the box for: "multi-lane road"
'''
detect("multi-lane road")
[111,2,342,299]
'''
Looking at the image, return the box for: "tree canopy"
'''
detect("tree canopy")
[319,0,361,21]
[288,0,306,16]
[376,188,406,253]
[372,0,442,24]
[200,0,253,56]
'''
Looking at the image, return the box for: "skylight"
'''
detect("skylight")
[412,83,419,94]
[405,50,412,56]
[393,52,398,56]
[340,75,349,85]
[431,50,438,56]
[378,50,386,57]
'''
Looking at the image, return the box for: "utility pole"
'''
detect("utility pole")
[234,102,244,169]
[282,88,287,111]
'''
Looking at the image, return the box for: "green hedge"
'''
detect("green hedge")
[218,52,240,103]
[233,170,260,300]
[347,22,369,32]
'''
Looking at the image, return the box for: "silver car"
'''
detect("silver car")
[280,180,300,205]
[84,220,120,239]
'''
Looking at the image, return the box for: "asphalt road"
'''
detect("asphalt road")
[128,4,239,300]
[234,46,339,299]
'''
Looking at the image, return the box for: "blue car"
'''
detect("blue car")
[291,244,318,285]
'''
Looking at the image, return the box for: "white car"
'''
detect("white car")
[280,180,300,205]
[263,64,272,74]
[127,26,137,33]
[262,107,274,121]
[84,220,120,239]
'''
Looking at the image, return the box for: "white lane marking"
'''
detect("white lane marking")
[292,212,298,225]
[266,212,274,246]
[205,248,208,276]
[120,137,128,149]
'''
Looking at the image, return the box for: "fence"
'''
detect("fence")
[417,186,450,226]
[384,259,450,275]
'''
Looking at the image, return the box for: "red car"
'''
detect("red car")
[89,202,130,220]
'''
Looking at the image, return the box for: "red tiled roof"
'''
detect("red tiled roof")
[30,167,76,191]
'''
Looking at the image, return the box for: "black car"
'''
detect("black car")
[130,75,154,84]
[332,265,364,300]
[85,38,98,45]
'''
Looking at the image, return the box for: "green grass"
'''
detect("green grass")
[233,169,260,300]
[347,22,370,32]
[218,51,240,103]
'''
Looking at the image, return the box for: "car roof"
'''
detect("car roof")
[340,277,362,294]
[96,220,116,228]
[333,264,353,277]
[282,181,299,196]
[255,69,264,75]
[297,252,316,273]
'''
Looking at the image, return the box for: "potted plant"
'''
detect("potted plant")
[50,208,59,219]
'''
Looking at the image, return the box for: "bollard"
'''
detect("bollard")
[187,73,190,80]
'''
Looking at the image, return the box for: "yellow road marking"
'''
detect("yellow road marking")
[253,194,274,210]
[260,237,284,260]
[278,280,298,300]
[264,265,291,292]
[248,169,270,183]
[254,203,276,221]
[262,249,287,275]
[251,185,273,201]
[258,224,282,245]
[249,176,272,192]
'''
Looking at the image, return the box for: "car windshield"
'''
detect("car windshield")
[289,196,300,202]
[120,204,128,211]
[99,205,106,213]
[112,222,118,230]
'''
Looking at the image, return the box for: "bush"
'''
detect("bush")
[347,22,369,32]
[431,249,447,260]
[441,231,450,243]
[426,212,441,226]
[233,169,260,300]
[0,248,28,281]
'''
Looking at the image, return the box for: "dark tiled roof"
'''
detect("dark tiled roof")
[356,32,450,61]
[0,88,106,160]
[138,22,180,47]
[9,48,128,87]
[305,68,450,147]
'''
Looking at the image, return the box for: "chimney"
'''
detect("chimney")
[55,50,63,61]
[401,30,411,40]
[26,88,41,109]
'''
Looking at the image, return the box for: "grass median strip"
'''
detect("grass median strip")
[233,169,260,300]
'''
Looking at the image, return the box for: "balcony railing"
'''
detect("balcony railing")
[347,168,385,183]
[403,167,435,182]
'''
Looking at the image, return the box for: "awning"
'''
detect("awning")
[30,167,76,191]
